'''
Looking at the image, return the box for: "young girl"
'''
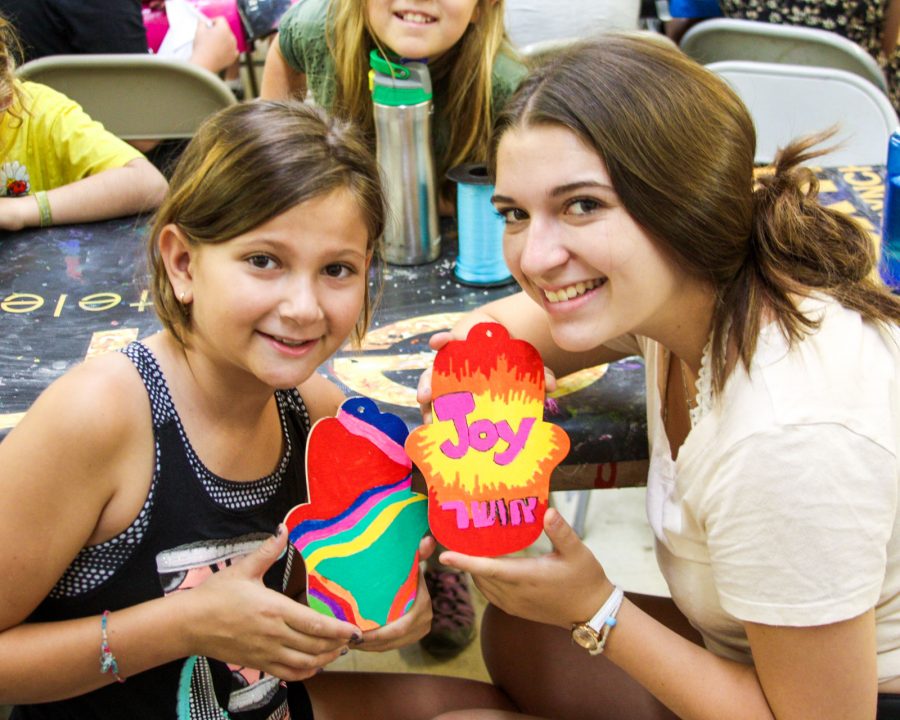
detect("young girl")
[0,15,167,232]
[260,0,526,199]
[422,35,900,720]
[0,100,515,719]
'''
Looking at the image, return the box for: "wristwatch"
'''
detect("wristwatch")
[571,586,624,655]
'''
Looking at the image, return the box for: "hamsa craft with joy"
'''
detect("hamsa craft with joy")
[406,323,570,556]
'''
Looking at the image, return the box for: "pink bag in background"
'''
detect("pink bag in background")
[143,0,248,53]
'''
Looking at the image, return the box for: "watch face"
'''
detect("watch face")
[571,624,599,652]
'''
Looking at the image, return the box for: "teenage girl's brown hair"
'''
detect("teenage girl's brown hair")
[147,100,385,347]
[327,0,514,186]
[491,33,900,392]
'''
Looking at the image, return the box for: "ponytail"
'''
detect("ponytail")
[715,130,900,391]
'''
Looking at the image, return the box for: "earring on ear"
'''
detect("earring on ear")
[180,292,186,303]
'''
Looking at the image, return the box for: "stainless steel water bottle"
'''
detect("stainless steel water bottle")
[370,50,440,265]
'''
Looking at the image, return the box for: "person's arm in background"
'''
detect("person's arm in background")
[189,16,239,74]
[884,0,900,55]
[0,158,167,231]
[261,34,308,100]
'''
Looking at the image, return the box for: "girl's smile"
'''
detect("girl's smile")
[368,0,481,60]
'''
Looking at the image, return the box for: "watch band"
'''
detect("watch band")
[571,585,624,655]
[586,585,624,633]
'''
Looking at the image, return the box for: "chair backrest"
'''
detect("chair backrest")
[16,54,237,141]
[519,30,676,64]
[682,17,888,94]
[709,60,898,165]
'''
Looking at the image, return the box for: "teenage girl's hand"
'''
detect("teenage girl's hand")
[440,509,613,628]
[185,525,361,681]
[354,536,436,652]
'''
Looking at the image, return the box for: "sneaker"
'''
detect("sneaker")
[420,569,476,658]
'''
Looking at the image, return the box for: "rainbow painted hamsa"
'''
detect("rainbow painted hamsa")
[406,323,570,556]
[284,397,428,630]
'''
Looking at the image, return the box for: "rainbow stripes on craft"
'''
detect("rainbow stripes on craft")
[285,397,427,630]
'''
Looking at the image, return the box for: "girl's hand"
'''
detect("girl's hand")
[355,536,436,652]
[185,525,361,681]
[439,509,612,628]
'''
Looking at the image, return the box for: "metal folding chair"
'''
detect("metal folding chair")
[16,54,237,141]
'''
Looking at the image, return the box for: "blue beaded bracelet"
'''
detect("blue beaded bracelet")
[99,610,125,683]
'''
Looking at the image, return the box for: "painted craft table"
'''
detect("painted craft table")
[0,164,885,491]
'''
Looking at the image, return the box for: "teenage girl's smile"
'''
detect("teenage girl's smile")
[493,124,700,354]
[541,277,605,305]
[171,186,370,393]
[368,0,482,60]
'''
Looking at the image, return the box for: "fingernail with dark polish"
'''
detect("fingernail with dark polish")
[350,634,363,645]
[340,647,349,656]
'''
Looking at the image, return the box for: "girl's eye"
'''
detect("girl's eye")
[247,254,277,270]
[496,207,528,224]
[323,263,354,279]
[566,198,602,216]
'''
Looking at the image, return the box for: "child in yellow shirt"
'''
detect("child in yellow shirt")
[0,15,167,231]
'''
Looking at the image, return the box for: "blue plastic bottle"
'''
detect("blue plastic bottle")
[880,129,900,290]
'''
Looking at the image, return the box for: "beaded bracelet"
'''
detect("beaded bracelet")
[34,190,52,228]
[99,610,125,683]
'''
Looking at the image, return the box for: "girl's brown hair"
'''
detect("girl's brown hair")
[491,33,900,391]
[148,100,385,347]
[327,0,515,186]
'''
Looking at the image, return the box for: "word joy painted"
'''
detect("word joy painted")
[433,391,535,466]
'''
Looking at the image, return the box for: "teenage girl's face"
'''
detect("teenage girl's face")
[493,125,691,352]
[366,0,482,61]
[180,187,370,391]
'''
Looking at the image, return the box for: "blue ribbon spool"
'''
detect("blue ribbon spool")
[448,163,514,287]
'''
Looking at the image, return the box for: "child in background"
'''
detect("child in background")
[261,0,526,201]
[0,16,167,231]
[0,99,515,720]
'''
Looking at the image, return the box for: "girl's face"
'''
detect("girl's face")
[367,0,482,60]
[174,187,370,392]
[493,125,695,352]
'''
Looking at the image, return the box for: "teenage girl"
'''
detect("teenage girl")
[422,35,900,720]
[261,0,526,198]
[0,15,167,231]
[0,100,515,719]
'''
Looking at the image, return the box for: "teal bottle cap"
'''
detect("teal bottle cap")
[369,50,432,106]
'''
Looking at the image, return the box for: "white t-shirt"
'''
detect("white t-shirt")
[504,0,640,49]
[616,296,900,682]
